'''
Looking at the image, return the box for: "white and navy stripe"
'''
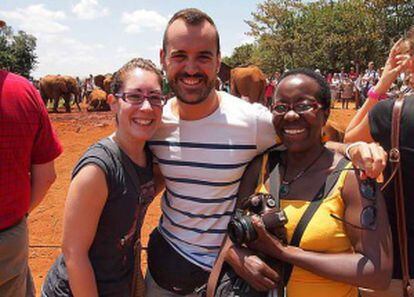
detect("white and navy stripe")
[149,92,277,270]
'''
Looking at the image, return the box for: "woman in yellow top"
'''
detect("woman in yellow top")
[247,68,393,296]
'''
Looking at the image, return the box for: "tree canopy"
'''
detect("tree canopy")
[223,0,414,75]
[0,25,37,78]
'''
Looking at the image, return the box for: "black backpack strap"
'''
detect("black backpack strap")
[99,137,142,199]
[269,163,281,205]
[283,157,349,285]
[268,150,282,208]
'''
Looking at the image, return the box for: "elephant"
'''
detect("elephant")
[40,75,81,113]
[322,119,345,142]
[94,74,106,89]
[103,74,113,94]
[64,76,81,111]
[87,89,110,112]
[230,65,267,105]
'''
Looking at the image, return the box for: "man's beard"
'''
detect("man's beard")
[170,73,216,105]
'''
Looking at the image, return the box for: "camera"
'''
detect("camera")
[228,193,288,246]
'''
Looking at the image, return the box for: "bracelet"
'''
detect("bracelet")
[345,141,366,160]
[368,87,387,101]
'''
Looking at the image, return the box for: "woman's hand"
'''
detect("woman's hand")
[246,215,285,259]
[225,244,280,292]
[375,39,412,95]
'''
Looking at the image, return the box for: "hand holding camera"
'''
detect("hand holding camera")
[226,193,288,295]
[228,193,288,247]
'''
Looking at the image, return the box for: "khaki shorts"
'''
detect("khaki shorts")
[0,218,35,297]
[360,279,414,297]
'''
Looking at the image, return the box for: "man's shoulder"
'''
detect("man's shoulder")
[0,71,33,89]
[0,71,40,112]
[220,91,270,115]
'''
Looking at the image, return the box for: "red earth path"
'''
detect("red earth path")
[28,107,356,294]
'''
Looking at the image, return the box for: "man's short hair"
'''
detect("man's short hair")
[162,8,221,54]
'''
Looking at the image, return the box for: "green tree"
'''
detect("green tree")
[247,0,303,74]
[245,0,414,74]
[222,43,255,68]
[367,0,414,46]
[0,26,37,78]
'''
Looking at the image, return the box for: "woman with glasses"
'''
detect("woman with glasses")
[239,68,392,297]
[345,28,414,297]
[41,58,165,297]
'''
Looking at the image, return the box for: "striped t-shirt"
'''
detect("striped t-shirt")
[148,91,277,270]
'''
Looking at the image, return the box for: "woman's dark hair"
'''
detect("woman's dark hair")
[276,68,331,110]
[111,57,163,95]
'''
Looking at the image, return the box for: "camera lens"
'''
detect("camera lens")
[228,216,258,245]
[228,220,245,245]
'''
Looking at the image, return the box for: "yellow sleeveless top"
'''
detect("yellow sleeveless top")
[281,163,358,297]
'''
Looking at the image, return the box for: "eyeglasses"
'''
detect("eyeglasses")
[115,92,166,107]
[271,101,323,116]
[331,178,378,231]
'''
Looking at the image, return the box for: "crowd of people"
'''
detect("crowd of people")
[1,9,414,297]
[263,60,412,111]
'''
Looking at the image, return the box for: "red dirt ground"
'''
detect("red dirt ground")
[28,105,356,294]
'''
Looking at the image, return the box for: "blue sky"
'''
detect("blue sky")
[0,0,261,78]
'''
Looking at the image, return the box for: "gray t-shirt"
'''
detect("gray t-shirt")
[42,138,155,297]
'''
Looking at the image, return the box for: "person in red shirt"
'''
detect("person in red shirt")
[0,67,62,296]
[349,66,359,81]
[265,71,280,107]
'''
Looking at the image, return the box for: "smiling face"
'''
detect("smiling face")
[272,74,328,153]
[110,68,162,142]
[160,19,221,105]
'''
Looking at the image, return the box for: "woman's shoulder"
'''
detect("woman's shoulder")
[72,137,117,180]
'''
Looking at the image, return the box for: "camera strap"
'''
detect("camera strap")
[268,157,349,285]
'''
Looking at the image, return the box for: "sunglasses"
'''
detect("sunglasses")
[331,178,377,231]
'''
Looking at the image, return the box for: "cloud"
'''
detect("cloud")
[115,46,141,61]
[72,0,109,20]
[0,4,69,35]
[121,10,167,33]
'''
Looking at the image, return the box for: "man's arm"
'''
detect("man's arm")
[237,154,264,207]
[29,160,57,213]
[325,141,386,179]
[153,164,165,196]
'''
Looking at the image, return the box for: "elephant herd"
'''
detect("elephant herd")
[38,68,343,141]
[38,74,112,113]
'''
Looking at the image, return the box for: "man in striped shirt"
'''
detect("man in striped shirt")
[145,8,387,297]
